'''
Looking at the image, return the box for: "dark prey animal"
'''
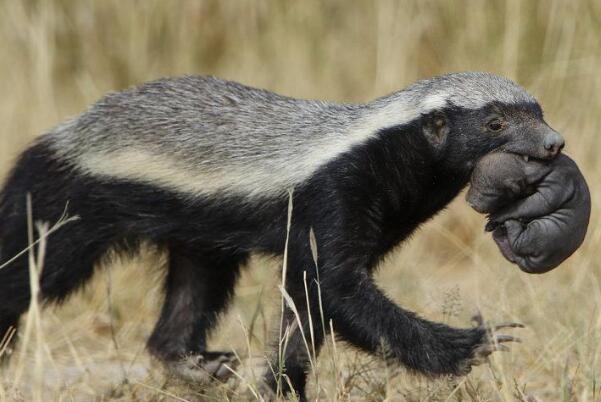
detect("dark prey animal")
[467,153,590,274]
[0,73,565,400]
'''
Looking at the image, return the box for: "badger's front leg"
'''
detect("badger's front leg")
[263,240,521,401]
[263,245,326,402]
[314,254,521,377]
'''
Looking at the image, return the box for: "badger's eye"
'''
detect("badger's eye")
[486,118,505,132]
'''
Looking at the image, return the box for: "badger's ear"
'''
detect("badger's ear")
[422,111,450,150]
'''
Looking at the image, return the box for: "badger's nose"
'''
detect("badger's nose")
[543,131,565,157]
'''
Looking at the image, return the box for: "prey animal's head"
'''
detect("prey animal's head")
[465,152,551,214]
[375,72,564,174]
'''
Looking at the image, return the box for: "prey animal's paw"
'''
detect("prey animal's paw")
[467,313,524,369]
[485,219,501,232]
[166,351,238,383]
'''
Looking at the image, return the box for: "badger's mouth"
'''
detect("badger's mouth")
[506,150,545,162]
[502,144,563,163]
[496,136,564,162]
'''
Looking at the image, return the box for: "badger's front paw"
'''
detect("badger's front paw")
[458,314,524,374]
[165,351,239,383]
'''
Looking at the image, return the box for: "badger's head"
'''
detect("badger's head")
[376,72,564,174]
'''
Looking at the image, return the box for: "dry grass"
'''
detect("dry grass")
[1,0,600,400]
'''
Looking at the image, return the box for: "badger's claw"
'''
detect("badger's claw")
[494,334,522,343]
[493,322,525,330]
[165,351,238,383]
[468,313,524,367]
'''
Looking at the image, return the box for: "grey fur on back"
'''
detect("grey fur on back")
[47,72,536,198]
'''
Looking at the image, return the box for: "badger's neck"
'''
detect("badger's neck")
[296,114,469,254]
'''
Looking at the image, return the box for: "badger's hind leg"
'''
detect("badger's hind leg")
[147,244,247,382]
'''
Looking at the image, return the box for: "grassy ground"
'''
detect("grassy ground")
[1,1,600,401]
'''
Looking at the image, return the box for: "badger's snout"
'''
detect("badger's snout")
[502,123,565,161]
[543,130,565,158]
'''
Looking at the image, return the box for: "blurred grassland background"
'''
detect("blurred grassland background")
[1,0,601,401]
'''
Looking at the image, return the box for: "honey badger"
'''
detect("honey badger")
[0,73,564,400]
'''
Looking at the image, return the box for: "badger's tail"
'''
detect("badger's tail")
[0,137,129,359]
[0,139,107,358]
[0,144,40,357]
